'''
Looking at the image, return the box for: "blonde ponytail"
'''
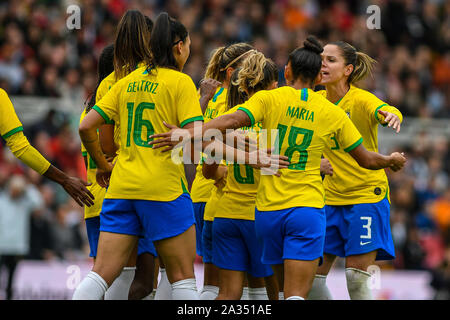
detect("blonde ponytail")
[204,43,254,82]
[227,52,278,109]
[204,46,227,81]
[350,51,377,84]
[234,51,267,93]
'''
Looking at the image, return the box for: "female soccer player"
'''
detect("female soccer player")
[190,42,255,300]
[149,36,406,300]
[203,51,279,300]
[307,41,403,300]
[74,11,207,299]
[0,89,94,207]
[79,11,158,300]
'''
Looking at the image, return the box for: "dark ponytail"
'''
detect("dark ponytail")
[85,44,115,112]
[287,36,323,86]
[113,10,153,79]
[150,12,188,70]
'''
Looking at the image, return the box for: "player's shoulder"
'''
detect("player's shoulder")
[0,87,8,99]
[252,86,287,100]
[348,85,377,101]
[309,89,335,106]
[154,67,195,90]
[314,89,327,98]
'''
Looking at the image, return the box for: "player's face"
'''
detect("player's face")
[320,44,351,85]
[174,35,191,71]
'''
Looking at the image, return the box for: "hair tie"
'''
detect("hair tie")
[219,49,257,72]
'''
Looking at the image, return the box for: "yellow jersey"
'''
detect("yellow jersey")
[317,85,403,205]
[0,88,26,150]
[190,87,228,203]
[93,66,203,201]
[79,69,126,219]
[238,86,363,211]
[1,89,50,174]
[213,105,262,220]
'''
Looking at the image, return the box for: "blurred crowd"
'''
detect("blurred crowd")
[0,0,449,299]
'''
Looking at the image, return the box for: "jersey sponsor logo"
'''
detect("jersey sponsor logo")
[374,187,381,195]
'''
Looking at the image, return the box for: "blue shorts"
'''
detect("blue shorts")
[85,216,157,258]
[137,237,157,257]
[255,207,326,265]
[85,216,101,258]
[202,220,214,264]
[100,193,195,242]
[193,202,206,257]
[323,198,395,260]
[213,218,273,278]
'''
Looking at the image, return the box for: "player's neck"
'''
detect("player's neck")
[221,78,230,89]
[290,79,313,91]
[325,81,350,104]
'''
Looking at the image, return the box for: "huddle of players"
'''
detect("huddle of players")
[73,9,406,300]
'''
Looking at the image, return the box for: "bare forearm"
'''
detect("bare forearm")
[199,95,210,114]
[191,113,249,141]
[364,151,392,170]
[200,140,250,165]
[352,149,392,170]
[42,165,68,185]
[79,128,109,171]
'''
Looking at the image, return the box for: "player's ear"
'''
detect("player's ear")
[344,64,353,77]
[284,64,292,83]
[270,81,278,89]
[314,72,322,86]
[226,67,234,81]
[176,41,183,55]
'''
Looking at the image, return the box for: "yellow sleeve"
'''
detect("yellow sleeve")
[376,104,403,126]
[237,90,268,126]
[334,110,364,152]
[6,132,51,175]
[362,90,403,126]
[93,80,121,125]
[315,89,327,98]
[177,75,204,128]
[223,105,239,115]
[0,89,23,138]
